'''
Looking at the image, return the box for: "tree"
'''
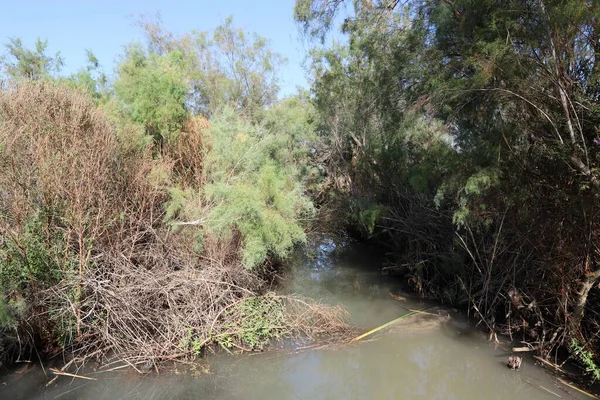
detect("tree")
[1,37,63,80]
[113,44,189,147]
[415,0,600,330]
[294,0,347,41]
[65,50,108,101]
[136,16,285,119]
[296,0,600,355]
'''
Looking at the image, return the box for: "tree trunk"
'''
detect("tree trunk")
[573,269,600,327]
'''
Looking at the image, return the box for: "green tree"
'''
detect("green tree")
[165,107,314,269]
[1,37,63,80]
[113,44,189,147]
[263,91,319,168]
[137,16,284,119]
[296,0,600,354]
[64,50,108,101]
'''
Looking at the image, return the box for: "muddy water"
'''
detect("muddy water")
[0,238,588,399]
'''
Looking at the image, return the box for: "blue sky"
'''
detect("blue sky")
[0,0,313,96]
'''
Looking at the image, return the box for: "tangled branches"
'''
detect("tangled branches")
[0,81,349,369]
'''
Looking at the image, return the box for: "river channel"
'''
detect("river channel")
[0,238,589,399]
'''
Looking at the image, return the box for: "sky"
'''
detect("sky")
[0,0,314,96]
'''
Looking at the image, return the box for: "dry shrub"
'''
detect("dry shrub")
[164,115,210,187]
[0,81,161,354]
[210,294,351,351]
[0,81,159,259]
[0,82,121,233]
[280,296,351,339]
[0,81,349,368]
[78,241,264,362]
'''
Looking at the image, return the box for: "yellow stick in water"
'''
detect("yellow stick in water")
[557,378,600,399]
[349,311,420,343]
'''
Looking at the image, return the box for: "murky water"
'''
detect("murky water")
[0,238,589,399]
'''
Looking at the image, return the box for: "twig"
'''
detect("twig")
[406,308,442,317]
[513,346,540,352]
[49,368,97,381]
[172,218,205,226]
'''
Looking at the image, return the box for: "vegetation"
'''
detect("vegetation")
[2,0,600,377]
[295,0,600,367]
[0,18,344,368]
[1,37,63,80]
[571,339,600,381]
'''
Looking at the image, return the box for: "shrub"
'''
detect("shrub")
[202,108,314,268]
[0,80,159,358]
[0,80,341,368]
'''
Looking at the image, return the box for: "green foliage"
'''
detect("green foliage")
[0,211,65,332]
[113,44,189,146]
[207,179,308,268]
[297,0,600,362]
[0,54,318,365]
[294,0,347,41]
[212,17,283,119]
[448,168,502,226]
[351,198,387,235]
[0,296,25,331]
[263,91,319,168]
[0,299,11,329]
[218,296,286,350]
[464,170,496,196]
[178,328,205,356]
[137,16,284,120]
[63,50,109,102]
[0,212,64,293]
[164,187,195,222]
[1,37,63,80]
[571,339,600,380]
[203,108,313,268]
[108,20,317,272]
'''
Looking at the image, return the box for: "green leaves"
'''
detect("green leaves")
[135,16,283,120]
[294,0,346,41]
[1,37,63,80]
[202,108,313,268]
[571,339,600,380]
[62,50,108,102]
[110,20,315,270]
[113,45,188,146]
[219,296,286,350]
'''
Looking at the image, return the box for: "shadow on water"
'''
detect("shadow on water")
[0,237,590,399]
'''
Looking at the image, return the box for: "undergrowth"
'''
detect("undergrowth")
[571,339,600,381]
[218,296,286,351]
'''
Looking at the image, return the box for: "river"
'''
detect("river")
[0,238,589,399]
